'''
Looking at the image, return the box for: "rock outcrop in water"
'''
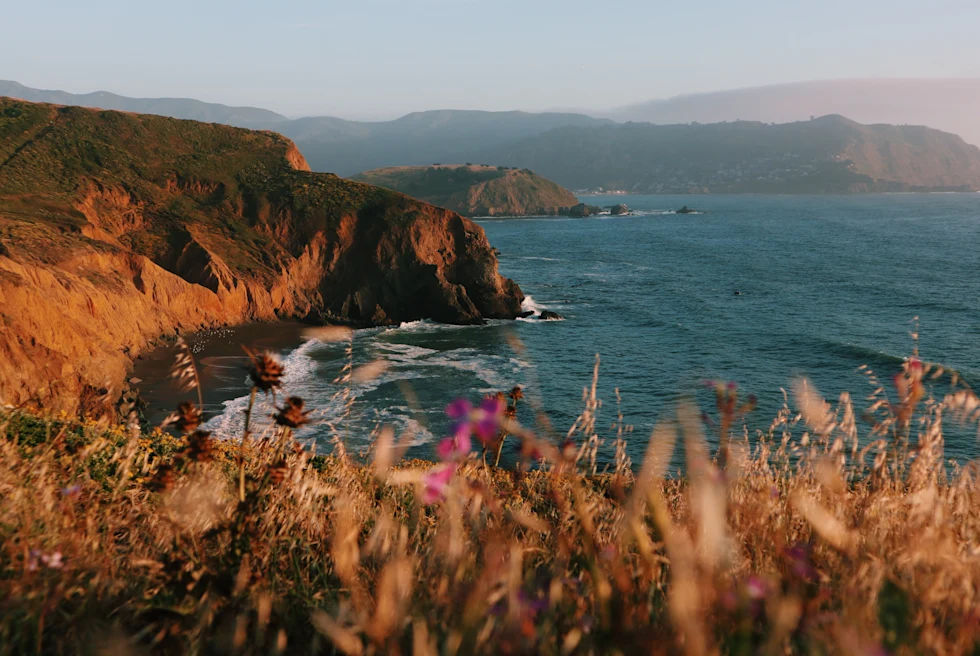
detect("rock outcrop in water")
[0,98,523,414]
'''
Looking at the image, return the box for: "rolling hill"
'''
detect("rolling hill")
[277,110,614,175]
[481,115,980,193]
[0,80,287,128]
[0,81,612,175]
[351,165,579,217]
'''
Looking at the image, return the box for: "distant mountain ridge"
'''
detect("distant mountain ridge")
[5,80,980,193]
[0,81,611,175]
[607,79,980,147]
[0,80,288,128]
[352,165,579,217]
[481,115,980,193]
[277,110,614,175]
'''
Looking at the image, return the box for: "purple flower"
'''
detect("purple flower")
[41,551,63,569]
[480,396,504,417]
[446,399,473,420]
[422,464,456,504]
[784,544,816,580]
[745,575,768,600]
[28,549,63,571]
[517,590,549,614]
[62,484,82,498]
[473,397,505,442]
[436,430,472,462]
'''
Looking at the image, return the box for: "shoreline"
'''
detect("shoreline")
[132,321,310,426]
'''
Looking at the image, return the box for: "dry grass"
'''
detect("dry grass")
[1,350,980,655]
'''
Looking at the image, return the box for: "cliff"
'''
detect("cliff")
[351,165,579,217]
[0,99,523,414]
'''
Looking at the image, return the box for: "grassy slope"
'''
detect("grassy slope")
[0,99,392,274]
[1,351,979,653]
[352,165,579,216]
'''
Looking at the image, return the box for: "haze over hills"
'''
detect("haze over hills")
[0,80,287,128]
[352,165,579,217]
[4,80,980,193]
[0,80,611,176]
[482,115,980,193]
[274,111,613,176]
[607,79,980,147]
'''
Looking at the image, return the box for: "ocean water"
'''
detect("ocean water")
[203,194,980,466]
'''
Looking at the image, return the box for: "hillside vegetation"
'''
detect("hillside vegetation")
[0,98,522,414]
[486,115,980,193]
[352,165,579,217]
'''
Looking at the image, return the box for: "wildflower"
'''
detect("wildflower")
[28,550,64,571]
[184,430,216,463]
[61,484,82,498]
[422,464,455,504]
[245,349,285,394]
[445,396,505,445]
[445,398,473,420]
[473,396,505,442]
[436,423,472,462]
[745,575,768,600]
[166,401,202,434]
[509,385,524,402]
[274,396,312,428]
[41,551,64,569]
[784,543,816,581]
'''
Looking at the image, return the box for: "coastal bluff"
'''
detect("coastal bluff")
[0,98,523,414]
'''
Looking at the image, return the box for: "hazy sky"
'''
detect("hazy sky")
[4,0,980,119]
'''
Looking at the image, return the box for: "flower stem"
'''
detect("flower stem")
[240,387,257,502]
[494,433,506,468]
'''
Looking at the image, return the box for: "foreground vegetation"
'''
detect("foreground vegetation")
[2,341,980,655]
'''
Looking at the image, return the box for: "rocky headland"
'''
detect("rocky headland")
[0,99,523,414]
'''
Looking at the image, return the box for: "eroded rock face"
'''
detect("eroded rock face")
[0,98,522,414]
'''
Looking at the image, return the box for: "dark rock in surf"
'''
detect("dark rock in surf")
[539,310,564,321]
[564,203,602,218]
[609,203,630,215]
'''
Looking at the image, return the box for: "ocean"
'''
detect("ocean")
[190,194,980,466]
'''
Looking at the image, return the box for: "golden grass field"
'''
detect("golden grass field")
[2,332,980,655]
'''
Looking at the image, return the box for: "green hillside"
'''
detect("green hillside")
[351,165,579,216]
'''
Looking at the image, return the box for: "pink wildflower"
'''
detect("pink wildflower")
[422,464,456,504]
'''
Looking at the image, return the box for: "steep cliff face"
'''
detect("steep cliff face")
[0,99,523,414]
[351,165,579,217]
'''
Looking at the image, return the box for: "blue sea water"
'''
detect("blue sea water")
[204,194,980,465]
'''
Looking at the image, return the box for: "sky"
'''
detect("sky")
[4,0,980,120]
